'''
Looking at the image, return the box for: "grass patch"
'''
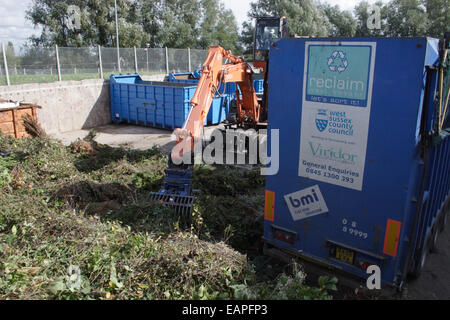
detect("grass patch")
[0,71,163,86]
[0,133,337,299]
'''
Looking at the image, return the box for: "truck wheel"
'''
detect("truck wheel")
[440,208,448,232]
[410,243,429,278]
[430,226,440,252]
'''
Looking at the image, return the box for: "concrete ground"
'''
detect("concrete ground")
[54,124,177,153]
[53,123,450,300]
[54,123,226,154]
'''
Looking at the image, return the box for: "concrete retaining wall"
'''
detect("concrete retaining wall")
[0,74,165,135]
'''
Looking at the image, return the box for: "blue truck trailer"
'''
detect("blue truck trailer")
[263,37,450,289]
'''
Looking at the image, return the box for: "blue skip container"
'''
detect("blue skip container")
[168,71,265,95]
[110,73,229,129]
[168,70,201,84]
[264,37,450,289]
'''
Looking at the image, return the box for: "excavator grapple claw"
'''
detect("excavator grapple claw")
[149,167,195,216]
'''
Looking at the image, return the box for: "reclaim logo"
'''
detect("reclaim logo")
[315,109,328,132]
[306,44,372,107]
[284,185,329,221]
[328,50,348,73]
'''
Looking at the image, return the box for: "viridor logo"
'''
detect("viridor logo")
[309,141,357,164]
[315,109,328,132]
[328,50,348,73]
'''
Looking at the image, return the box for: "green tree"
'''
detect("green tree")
[5,42,21,68]
[136,0,163,47]
[239,21,255,58]
[239,0,332,56]
[153,0,200,48]
[246,0,331,37]
[198,0,240,53]
[424,0,450,38]
[319,4,357,37]
[354,1,389,36]
[384,0,428,37]
[26,0,240,51]
[26,0,147,47]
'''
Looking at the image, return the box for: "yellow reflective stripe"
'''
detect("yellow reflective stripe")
[264,190,275,221]
[383,219,402,257]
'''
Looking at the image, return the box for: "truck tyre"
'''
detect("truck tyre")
[440,206,448,232]
[410,242,429,278]
[430,226,440,252]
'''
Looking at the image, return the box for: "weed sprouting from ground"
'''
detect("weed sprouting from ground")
[0,134,337,299]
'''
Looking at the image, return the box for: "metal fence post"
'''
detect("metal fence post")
[134,46,138,73]
[114,0,121,73]
[165,47,169,74]
[98,45,103,79]
[2,43,10,86]
[188,48,191,72]
[55,45,62,81]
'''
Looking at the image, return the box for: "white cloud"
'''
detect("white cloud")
[222,0,252,29]
[0,0,41,50]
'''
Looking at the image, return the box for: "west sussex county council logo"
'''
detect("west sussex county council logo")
[315,109,328,132]
[328,50,348,73]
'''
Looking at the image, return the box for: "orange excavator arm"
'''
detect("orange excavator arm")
[171,46,260,163]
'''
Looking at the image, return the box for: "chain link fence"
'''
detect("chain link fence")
[0,45,208,86]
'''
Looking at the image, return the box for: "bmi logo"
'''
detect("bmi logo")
[315,109,328,132]
[328,50,348,73]
[284,185,329,221]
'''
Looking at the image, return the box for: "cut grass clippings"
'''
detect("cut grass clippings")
[0,132,337,299]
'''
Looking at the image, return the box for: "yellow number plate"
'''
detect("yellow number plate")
[335,247,354,264]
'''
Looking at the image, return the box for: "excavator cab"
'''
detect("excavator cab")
[253,16,289,70]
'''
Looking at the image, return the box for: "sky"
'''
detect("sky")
[0,0,365,50]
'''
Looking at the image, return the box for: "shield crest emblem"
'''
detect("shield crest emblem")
[315,118,328,132]
[315,109,328,132]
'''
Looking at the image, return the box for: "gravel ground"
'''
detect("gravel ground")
[402,219,450,299]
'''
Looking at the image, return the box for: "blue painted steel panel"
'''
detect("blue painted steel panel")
[225,80,264,95]
[168,71,265,95]
[110,73,227,129]
[264,37,449,288]
[168,71,264,125]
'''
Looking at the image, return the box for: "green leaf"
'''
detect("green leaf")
[326,284,338,291]
[318,275,328,287]
[81,283,91,294]
[109,263,123,289]
[218,292,229,299]
[47,279,66,295]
